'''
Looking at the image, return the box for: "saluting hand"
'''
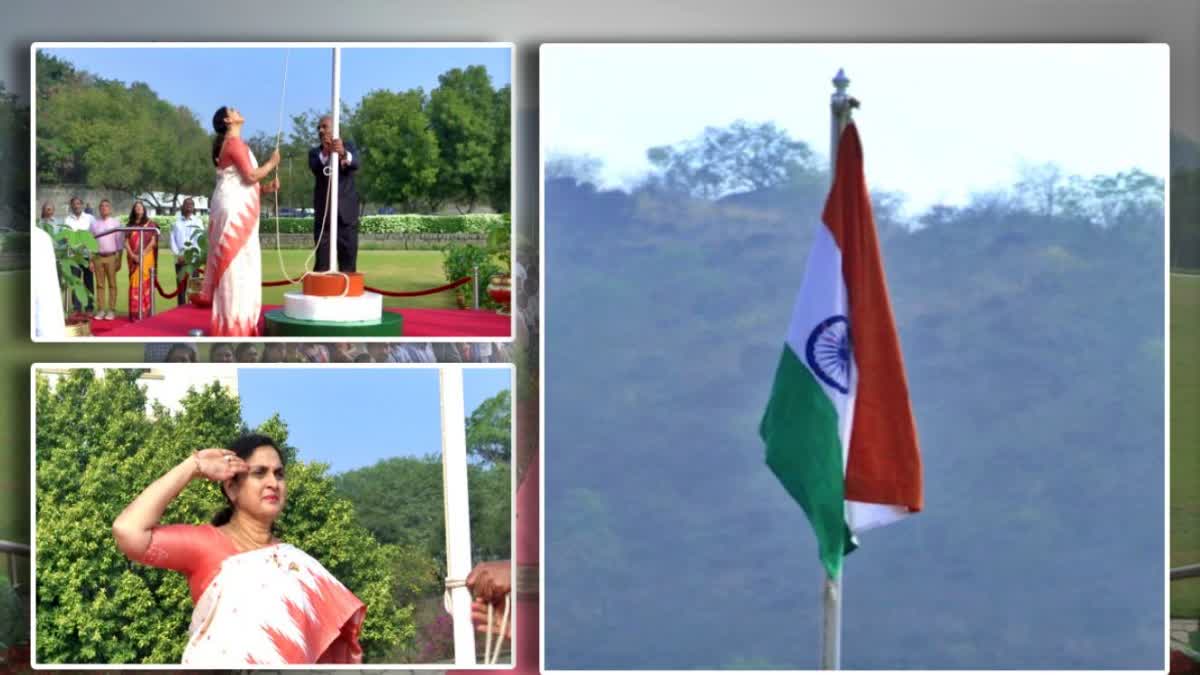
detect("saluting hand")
[193,448,248,481]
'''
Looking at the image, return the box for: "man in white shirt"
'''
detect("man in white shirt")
[62,196,95,314]
[170,198,204,306]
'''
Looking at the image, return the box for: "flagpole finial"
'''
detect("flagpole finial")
[833,68,849,94]
[829,69,859,175]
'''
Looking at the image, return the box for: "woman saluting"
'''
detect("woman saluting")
[112,434,365,665]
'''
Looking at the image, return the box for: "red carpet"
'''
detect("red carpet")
[89,304,510,338]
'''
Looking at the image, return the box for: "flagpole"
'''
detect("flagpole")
[328,47,341,273]
[440,366,478,664]
[822,67,857,672]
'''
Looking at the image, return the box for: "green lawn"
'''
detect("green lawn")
[102,249,458,315]
[1174,272,1200,616]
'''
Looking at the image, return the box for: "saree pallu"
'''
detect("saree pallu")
[127,230,156,319]
[182,544,365,665]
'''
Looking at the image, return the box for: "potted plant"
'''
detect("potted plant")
[485,214,512,315]
[179,231,209,307]
[44,224,98,337]
[442,243,499,311]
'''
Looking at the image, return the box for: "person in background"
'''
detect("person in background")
[84,202,94,215]
[171,198,204,307]
[165,344,198,363]
[261,343,286,362]
[353,353,372,363]
[433,344,463,363]
[39,201,59,232]
[125,200,158,320]
[209,343,235,363]
[89,199,124,321]
[235,343,259,363]
[284,344,309,363]
[330,343,356,363]
[366,343,393,363]
[63,196,95,314]
[408,343,437,363]
[300,344,329,363]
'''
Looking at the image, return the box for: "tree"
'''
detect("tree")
[34,371,410,664]
[466,389,511,464]
[428,66,501,213]
[348,89,440,212]
[280,110,321,212]
[0,84,29,229]
[334,456,511,564]
[1014,161,1066,217]
[545,152,604,186]
[484,84,512,213]
[144,105,211,214]
[646,120,815,199]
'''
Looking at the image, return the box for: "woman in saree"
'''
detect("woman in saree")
[203,106,281,336]
[124,200,156,320]
[111,434,365,665]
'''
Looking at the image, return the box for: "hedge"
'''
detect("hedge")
[149,214,503,235]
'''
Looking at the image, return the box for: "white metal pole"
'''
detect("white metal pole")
[328,47,341,274]
[822,67,854,672]
[440,366,477,665]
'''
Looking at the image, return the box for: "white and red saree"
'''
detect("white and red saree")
[203,136,263,337]
[138,524,365,665]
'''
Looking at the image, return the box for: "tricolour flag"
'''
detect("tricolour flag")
[759,122,922,579]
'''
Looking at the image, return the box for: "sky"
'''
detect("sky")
[40,45,511,140]
[236,366,512,474]
[541,44,1170,217]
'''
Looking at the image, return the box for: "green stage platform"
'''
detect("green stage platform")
[263,310,404,337]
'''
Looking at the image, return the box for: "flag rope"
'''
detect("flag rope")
[269,47,351,297]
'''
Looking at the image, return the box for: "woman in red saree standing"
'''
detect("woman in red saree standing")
[204,106,280,336]
[112,434,365,665]
[125,200,156,320]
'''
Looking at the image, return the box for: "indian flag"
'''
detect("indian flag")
[759,122,923,579]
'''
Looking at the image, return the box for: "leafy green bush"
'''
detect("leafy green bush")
[0,231,30,254]
[151,214,503,236]
[35,371,411,664]
[442,244,503,310]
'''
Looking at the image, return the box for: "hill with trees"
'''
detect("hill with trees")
[543,121,1164,668]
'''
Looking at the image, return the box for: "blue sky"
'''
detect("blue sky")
[41,45,511,140]
[542,44,1169,217]
[237,366,512,474]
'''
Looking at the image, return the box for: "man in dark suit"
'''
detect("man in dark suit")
[309,115,361,272]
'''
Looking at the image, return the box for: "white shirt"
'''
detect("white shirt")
[171,213,204,257]
[63,211,94,232]
[32,226,65,338]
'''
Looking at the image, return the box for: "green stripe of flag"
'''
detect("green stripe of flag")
[760,343,857,578]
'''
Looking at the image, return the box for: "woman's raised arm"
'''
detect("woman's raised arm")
[112,448,247,560]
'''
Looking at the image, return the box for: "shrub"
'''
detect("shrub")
[442,244,503,310]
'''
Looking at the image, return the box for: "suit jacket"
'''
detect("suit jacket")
[309,140,361,229]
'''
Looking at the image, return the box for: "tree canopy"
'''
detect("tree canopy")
[35,52,511,215]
